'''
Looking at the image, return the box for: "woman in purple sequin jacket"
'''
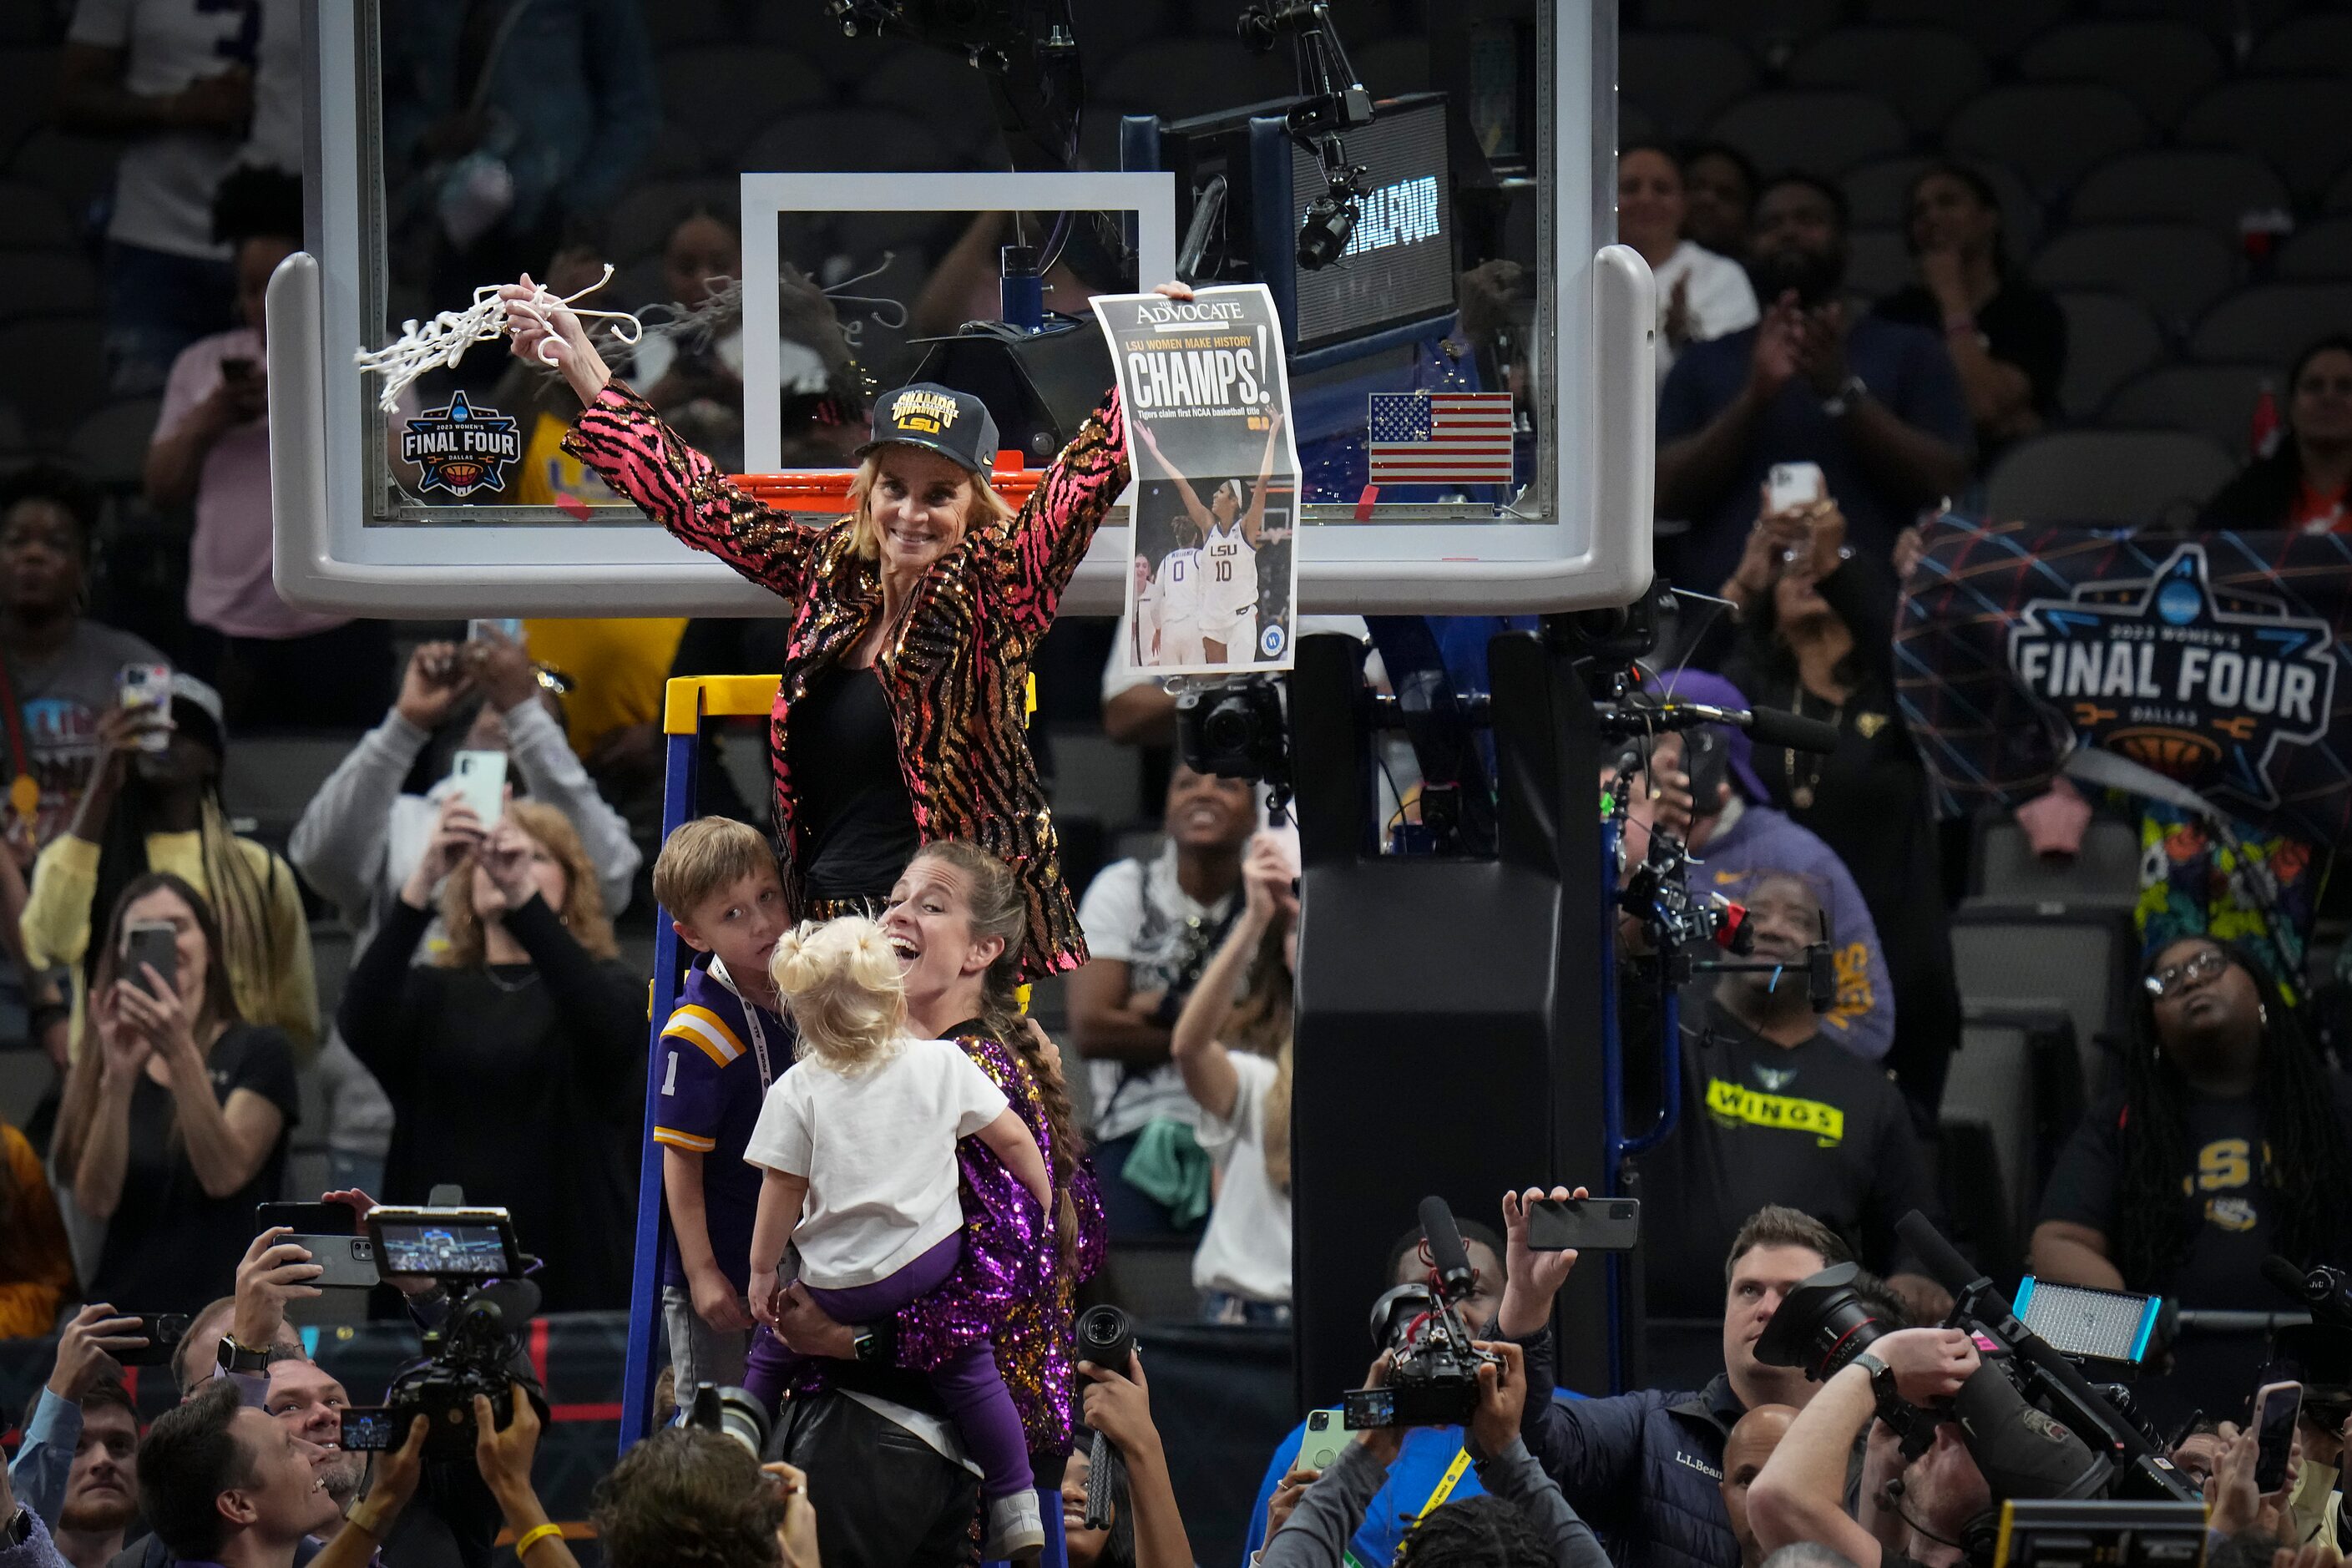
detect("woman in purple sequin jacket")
[756,838,1104,1464]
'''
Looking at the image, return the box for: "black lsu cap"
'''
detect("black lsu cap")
[853,382,1000,475]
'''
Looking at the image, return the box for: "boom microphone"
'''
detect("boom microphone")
[2265,1253,2352,1324]
[1419,1196,1475,1296]
[1743,705,1844,755]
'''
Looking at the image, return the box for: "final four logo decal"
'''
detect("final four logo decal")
[2006,544,2337,812]
[402,391,521,498]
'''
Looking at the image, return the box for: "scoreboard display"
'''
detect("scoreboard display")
[1287,94,1458,351]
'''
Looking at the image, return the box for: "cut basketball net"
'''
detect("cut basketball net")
[354,265,644,414]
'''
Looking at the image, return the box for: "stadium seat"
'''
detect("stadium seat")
[632,122,710,183]
[854,47,1010,150]
[1843,154,2042,253]
[2051,291,2167,420]
[1637,0,1844,51]
[64,396,161,488]
[2177,78,2352,207]
[737,105,960,175]
[220,734,371,849]
[1350,36,1434,97]
[0,179,72,250]
[2027,223,2237,330]
[1985,427,2238,529]
[1845,229,1912,301]
[1093,38,1295,123]
[640,0,740,49]
[1619,31,1758,139]
[1944,84,2152,202]
[2102,362,2272,457]
[2248,12,2352,73]
[1785,27,1988,134]
[2091,0,2294,37]
[0,250,97,319]
[1949,903,2137,1095]
[2277,216,2352,282]
[0,1049,54,1140]
[2066,149,2289,241]
[0,49,52,167]
[2192,283,2352,367]
[309,923,356,1031]
[1706,90,1909,181]
[2329,166,2352,217]
[0,316,106,437]
[1971,815,2144,908]
[656,46,833,161]
[2015,20,2224,129]
[1940,999,2086,1281]
[4,129,123,216]
[1859,0,2069,60]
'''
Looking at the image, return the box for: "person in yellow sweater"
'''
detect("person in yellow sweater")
[18,672,314,1056]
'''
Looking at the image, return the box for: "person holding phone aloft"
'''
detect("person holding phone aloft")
[337,797,642,1311]
[1170,831,1297,1323]
[49,873,299,1312]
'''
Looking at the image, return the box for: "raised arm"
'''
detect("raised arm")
[1171,833,1287,1121]
[505,280,822,599]
[1240,409,1286,547]
[1134,420,1215,534]
[113,969,286,1199]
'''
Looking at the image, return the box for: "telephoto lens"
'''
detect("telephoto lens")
[684,1383,771,1459]
[1076,1304,1136,1374]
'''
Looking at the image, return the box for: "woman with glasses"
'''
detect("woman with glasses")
[2031,938,2352,1415]
[2199,334,2352,534]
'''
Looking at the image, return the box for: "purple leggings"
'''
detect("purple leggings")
[746,1232,1034,1499]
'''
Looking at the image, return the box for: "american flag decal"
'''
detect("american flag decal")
[1367,391,1515,485]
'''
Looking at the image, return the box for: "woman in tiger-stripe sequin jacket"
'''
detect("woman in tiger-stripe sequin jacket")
[501,276,1187,979]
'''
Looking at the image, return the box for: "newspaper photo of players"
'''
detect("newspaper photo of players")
[1094,284,1302,675]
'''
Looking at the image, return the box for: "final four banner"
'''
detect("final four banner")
[1093,285,1302,677]
[1896,518,2352,844]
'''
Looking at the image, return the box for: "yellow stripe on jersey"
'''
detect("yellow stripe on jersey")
[663,1006,745,1068]
[652,1126,719,1152]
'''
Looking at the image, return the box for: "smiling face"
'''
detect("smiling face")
[1617,147,1687,261]
[1726,876,1822,1007]
[867,446,979,579]
[1164,765,1256,855]
[224,1406,342,1545]
[119,885,211,1011]
[1060,1445,1111,1567]
[265,1359,363,1505]
[0,498,83,621]
[883,854,1003,1025]
[60,1403,139,1535]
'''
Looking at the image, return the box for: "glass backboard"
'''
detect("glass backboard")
[271,0,1649,615]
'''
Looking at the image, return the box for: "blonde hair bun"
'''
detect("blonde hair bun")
[771,915,908,1073]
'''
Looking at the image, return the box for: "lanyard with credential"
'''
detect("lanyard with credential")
[1339,1446,1475,1568]
[714,957,777,1091]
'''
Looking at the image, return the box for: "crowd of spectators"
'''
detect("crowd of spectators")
[2,2,2352,1566]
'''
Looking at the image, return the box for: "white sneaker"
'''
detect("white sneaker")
[983,1489,1046,1561]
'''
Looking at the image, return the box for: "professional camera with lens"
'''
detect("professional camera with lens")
[1753,1215,2200,1530]
[683,1383,771,1457]
[1343,1198,1499,1430]
[1177,678,1288,790]
[366,1206,544,1459]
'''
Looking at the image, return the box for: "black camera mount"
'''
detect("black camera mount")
[1235,1,1377,270]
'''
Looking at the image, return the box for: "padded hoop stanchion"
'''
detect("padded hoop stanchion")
[620,675,782,1449]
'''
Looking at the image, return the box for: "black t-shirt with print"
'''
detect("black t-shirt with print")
[1640,1000,1940,1316]
[2038,1079,2352,1308]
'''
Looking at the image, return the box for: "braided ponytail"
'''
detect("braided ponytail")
[912,840,1089,1268]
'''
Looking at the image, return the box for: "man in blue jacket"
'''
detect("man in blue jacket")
[1499,1202,1848,1568]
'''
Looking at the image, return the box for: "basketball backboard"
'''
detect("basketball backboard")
[270,0,1648,616]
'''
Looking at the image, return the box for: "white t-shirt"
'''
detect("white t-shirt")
[742,1036,1009,1290]
[1651,240,1760,380]
[1076,843,1242,1143]
[1191,1050,1292,1304]
[68,0,301,258]
[1200,521,1257,628]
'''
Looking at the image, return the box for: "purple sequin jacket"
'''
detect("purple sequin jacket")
[776,1030,1105,1455]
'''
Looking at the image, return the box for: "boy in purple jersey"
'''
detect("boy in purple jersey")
[650,818,793,1388]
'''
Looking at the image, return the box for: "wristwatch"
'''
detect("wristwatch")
[1850,1351,1900,1408]
[850,1325,886,1365]
[216,1336,270,1376]
[1821,374,1869,418]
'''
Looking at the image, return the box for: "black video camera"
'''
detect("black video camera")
[1753,1216,2200,1514]
[1343,1197,1498,1429]
[1177,677,1289,803]
[366,1206,543,1459]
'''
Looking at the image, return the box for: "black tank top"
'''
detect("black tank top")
[787,664,920,901]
